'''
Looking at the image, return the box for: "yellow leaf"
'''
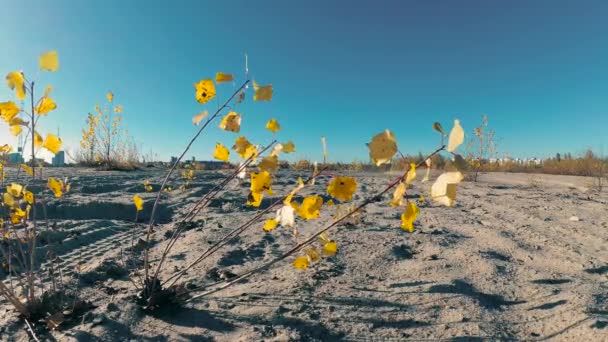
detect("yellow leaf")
[447,119,464,152]
[0,101,21,122]
[9,117,28,126]
[7,183,23,197]
[270,144,284,157]
[263,218,278,232]
[283,141,295,153]
[296,195,323,220]
[10,207,27,224]
[431,171,464,207]
[133,195,144,211]
[192,111,208,125]
[293,256,308,269]
[24,191,34,204]
[34,131,43,147]
[233,136,258,159]
[39,51,59,71]
[114,105,122,113]
[265,118,281,133]
[400,201,420,232]
[389,182,406,207]
[219,112,241,133]
[36,96,57,115]
[6,72,26,100]
[48,178,63,198]
[326,199,334,207]
[275,205,295,227]
[9,125,22,136]
[215,72,233,83]
[304,247,321,262]
[405,162,417,184]
[246,191,263,207]
[20,164,33,176]
[432,122,445,135]
[422,158,432,182]
[327,176,357,202]
[107,91,114,102]
[213,143,230,162]
[195,79,216,104]
[250,171,273,195]
[252,80,272,101]
[323,241,338,256]
[258,155,278,173]
[3,193,16,208]
[43,134,62,154]
[368,130,397,166]
[418,195,426,204]
[0,144,11,153]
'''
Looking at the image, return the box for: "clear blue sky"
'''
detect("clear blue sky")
[1,0,607,162]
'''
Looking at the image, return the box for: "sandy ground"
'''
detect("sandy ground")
[1,168,607,341]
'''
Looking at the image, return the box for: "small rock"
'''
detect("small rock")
[569,216,580,222]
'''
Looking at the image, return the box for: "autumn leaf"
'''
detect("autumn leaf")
[389,182,406,207]
[258,155,278,173]
[195,79,216,104]
[9,124,22,136]
[34,131,43,147]
[48,178,63,198]
[107,91,114,102]
[323,241,338,256]
[293,256,308,269]
[219,112,241,133]
[304,247,321,262]
[24,191,34,204]
[6,72,26,100]
[233,136,258,159]
[275,205,295,227]
[400,201,420,232]
[447,119,464,152]
[283,141,295,153]
[39,51,59,71]
[0,101,21,122]
[192,111,208,125]
[432,122,445,135]
[246,191,263,207]
[20,164,33,176]
[114,105,122,113]
[263,218,278,232]
[7,183,23,197]
[36,96,57,115]
[253,80,272,101]
[431,171,464,206]
[250,171,273,195]
[327,176,357,201]
[43,134,62,154]
[213,143,230,162]
[265,118,281,133]
[133,195,144,211]
[422,158,432,182]
[368,130,397,166]
[405,162,417,184]
[215,72,233,83]
[296,195,323,220]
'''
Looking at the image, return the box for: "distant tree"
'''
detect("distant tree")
[555,153,561,162]
[465,114,497,182]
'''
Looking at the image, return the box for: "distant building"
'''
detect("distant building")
[52,151,65,166]
[6,153,24,165]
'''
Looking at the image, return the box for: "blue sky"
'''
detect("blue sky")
[1,0,607,163]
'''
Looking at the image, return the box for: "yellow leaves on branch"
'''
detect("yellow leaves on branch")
[39,51,59,72]
[106,91,114,102]
[400,201,420,232]
[253,80,272,101]
[219,112,241,133]
[213,143,230,162]
[0,144,12,153]
[447,119,464,152]
[133,195,144,211]
[215,72,233,83]
[20,164,33,176]
[265,118,281,133]
[43,134,62,154]
[195,79,216,104]
[431,171,464,207]
[34,131,43,147]
[192,111,208,126]
[6,72,26,100]
[389,182,406,207]
[7,183,23,198]
[36,87,57,115]
[405,162,417,184]
[327,176,357,202]
[368,130,397,166]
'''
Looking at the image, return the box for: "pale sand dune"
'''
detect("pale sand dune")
[1,168,606,341]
